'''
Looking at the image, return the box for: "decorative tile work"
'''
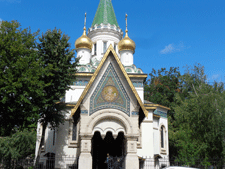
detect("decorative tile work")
[92,0,119,27]
[132,111,139,115]
[90,63,130,116]
[124,65,144,74]
[73,80,89,86]
[126,68,132,73]
[132,81,143,87]
[81,110,88,114]
[78,67,86,72]
[154,110,167,118]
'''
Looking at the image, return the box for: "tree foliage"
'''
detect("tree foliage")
[0,21,41,136]
[0,20,78,161]
[0,130,36,160]
[144,67,181,114]
[36,28,77,129]
[0,21,77,137]
[145,64,225,162]
[172,65,225,162]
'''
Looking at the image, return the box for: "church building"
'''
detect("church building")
[35,0,170,168]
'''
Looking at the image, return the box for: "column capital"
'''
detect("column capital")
[125,135,139,141]
[80,134,92,140]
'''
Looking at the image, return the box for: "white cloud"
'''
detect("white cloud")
[160,44,175,54]
[160,42,188,54]
[208,74,220,82]
[211,74,220,80]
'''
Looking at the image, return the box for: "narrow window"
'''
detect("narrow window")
[114,44,117,51]
[53,129,55,145]
[161,126,164,148]
[72,112,80,141]
[94,43,97,55]
[103,41,107,53]
[72,122,77,141]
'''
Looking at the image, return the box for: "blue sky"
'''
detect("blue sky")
[1,0,225,83]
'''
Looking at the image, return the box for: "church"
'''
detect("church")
[35,0,170,168]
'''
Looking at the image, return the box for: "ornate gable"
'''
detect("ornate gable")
[90,63,130,116]
[70,45,148,117]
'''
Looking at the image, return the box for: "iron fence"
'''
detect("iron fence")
[0,157,224,169]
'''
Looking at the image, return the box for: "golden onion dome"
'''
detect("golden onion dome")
[75,27,93,51]
[118,30,136,53]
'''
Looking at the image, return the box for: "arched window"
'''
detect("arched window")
[161,126,164,148]
[94,43,97,55]
[68,111,80,148]
[160,125,167,154]
[103,41,107,53]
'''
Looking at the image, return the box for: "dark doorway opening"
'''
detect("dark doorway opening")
[92,131,125,169]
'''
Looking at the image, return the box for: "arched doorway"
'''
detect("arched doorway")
[92,131,125,169]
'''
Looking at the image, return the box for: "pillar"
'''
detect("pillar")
[78,135,92,169]
[125,136,139,169]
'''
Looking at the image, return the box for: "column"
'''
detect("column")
[125,136,139,169]
[78,135,92,169]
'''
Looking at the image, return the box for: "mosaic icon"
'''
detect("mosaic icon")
[101,85,119,102]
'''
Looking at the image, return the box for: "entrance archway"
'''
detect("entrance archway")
[92,131,125,169]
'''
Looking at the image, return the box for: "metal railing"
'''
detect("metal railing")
[1,157,224,169]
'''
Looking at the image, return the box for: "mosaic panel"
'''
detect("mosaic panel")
[81,110,88,114]
[154,110,167,118]
[90,63,130,116]
[73,80,89,86]
[132,111,139,116]
[132,81,143,87]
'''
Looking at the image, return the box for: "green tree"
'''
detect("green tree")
[36,28,77,128]
[0,21,78,162]
[172,65,225,164]
[35,28,77,159]
[144,67,181,113]
[0,20,41,136]
[144,64,225,162]
[0,130,36,163]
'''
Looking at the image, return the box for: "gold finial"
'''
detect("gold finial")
[118,13,136,53]
[84,13,87,28]
[125,14,128,36]
[83,13,87,35]
[75,12,93,50]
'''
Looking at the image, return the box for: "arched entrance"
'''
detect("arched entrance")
[92,131,125,169]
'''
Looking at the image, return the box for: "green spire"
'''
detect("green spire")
[92,0,119,27]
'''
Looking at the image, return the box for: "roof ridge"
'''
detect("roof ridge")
[92,0,119,27]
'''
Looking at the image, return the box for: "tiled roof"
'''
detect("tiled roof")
[92,0,119,27]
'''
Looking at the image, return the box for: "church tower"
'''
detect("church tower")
[75,0,143,74]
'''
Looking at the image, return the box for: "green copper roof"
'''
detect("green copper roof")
[92,0,119,27]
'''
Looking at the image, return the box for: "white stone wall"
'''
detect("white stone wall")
[77,48,92,65]
[136,87,144,102]
[137,110,154,158]
[65,86,85,103]
[158,107,169,158]
[120,50,133,66]
[89,28,121,60]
